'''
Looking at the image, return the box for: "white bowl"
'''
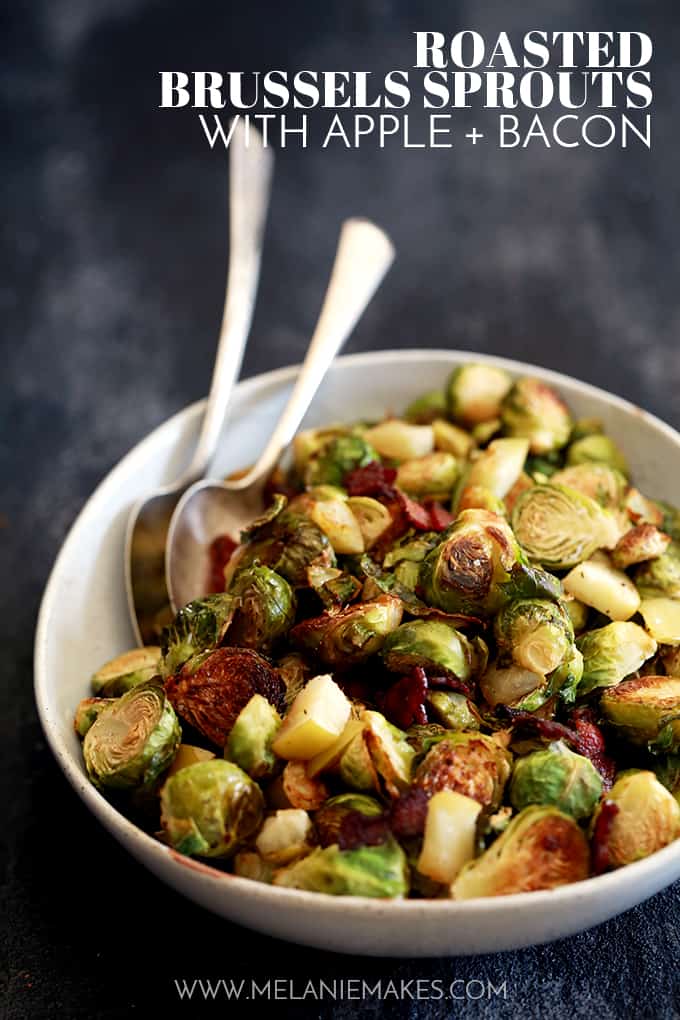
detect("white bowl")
[34,349,680,956]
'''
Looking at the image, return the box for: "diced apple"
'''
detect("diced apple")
[563,557,640,621]
[364,421,435,461]
[166,744,215,778]
[639,598,680,645]
[417,790,481,885]
[271,674,351,760]
[306,718,364,777]
[310,499,365,555]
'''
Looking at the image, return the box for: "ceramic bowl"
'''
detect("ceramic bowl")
[34,349,680,956]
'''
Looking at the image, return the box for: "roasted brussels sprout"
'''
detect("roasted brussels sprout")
[612,525,671,570]
[417,790,482,884]
[511,484,618,570]
[509,741,602,820]
[551,463,626,513]
[479,662,545,708]
[382,619,479,682]
[74,697,115,738]
[83,680,180,791]
[345,497,393,550]
[305,435,379,488]
[396,452,459,497]
[501,378,572,454]
[273,836,409,897]
[314,792,384,847]
[592,771,680,868]
[563,555,641,622]
[567,434,629,477]
[307,564,363,608]
[165,647,285,748]
[338,728,382,793]
[228,502,336,588]
[160,759,264,858]
[226,565,295,653]
[405,389,448,424]
[447,363,512,427]
[276,652,309,709]
[600,675,680,748]
[452,806,590,898]
[268,761,329,811]
[576,621,657,696]
[427,691,481,731]
[91,646,160,697]
[305,490,366,555]
[363,710,416,797]
[414,732,512,812]
[634,541,680,599]
[563,596,589,634]
[160,595,236,678]
[653,754,680,802]
[291,595,403,667]
[419,508,561,617]
[224,694,281,779]
[494,599,575,676]
[255,809,314,865]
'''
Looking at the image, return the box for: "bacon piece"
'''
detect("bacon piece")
[337,811,391,850]
[388,787,430,838]
[344,461,397,499]
[568,707,617,790]
[377,668,429,729]
[591,800,620,874]
[396,491,433,531]
[425,500,454,531]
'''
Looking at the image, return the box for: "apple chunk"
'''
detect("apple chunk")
[417,790,481,885]
[272,674,351,760]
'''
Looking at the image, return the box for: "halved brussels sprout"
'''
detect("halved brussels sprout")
[452,806,590,898]
[427,691,481,731]
[591,771,680,868]
[551,463,626,512]
[381,619,479,682]
[314,792,384,847]
[224,693,281,779]
[383,532,441,570]
[624,487,665,528]
[338,728,382,793]
[464,438,529,499]
[479,662,545,708]
[511,484,618,570]
[160,595,236,678]
[395,452,459,497]
[405,389,448,425]
[563,555,641,622]
[566,434,629,477]
[292,426,351,474]
[509,741,602,820]
[612,525,671,570]
[291,595,403,667]
[228,503,336,589]
[345,497,393,549]
[494,599,574,676]
[304,435,379,488]
[91,646,161,697]
[419,508,561,617]
[653,754,680,802]
[364,420,434,461]
[255,809,314,866]
[227,565,295,653]
[639,598,680,645]
[273,836,409,897]
[414,732,512,812]
[363,710,416,797]
[563,596,589,634]
[307,564,363,608]
[432,419,475,458]
[417,790,482,884]
[276,652,310,710]
[501,378,572,454]
[267,761,329,811]
[634,541,680,599]
[83,680,180,790]
[576,621,657,696]
[600,675,680,748]
[160,759,264,858]
[447,364,512,427]
[74,697,116,738]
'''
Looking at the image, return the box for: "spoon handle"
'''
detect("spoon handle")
[182,120,274,484]
[237,218,395,488]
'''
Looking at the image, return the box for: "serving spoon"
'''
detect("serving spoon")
[125,121,274,645]
[166,217,395,614]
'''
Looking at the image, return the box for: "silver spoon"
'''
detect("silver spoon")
[125,121,274,645]
[166,217,395,613]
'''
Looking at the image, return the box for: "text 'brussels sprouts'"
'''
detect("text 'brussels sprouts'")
[83,680,180,791]
[161,759,264,858]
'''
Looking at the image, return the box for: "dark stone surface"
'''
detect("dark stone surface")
[3,1,680,1017]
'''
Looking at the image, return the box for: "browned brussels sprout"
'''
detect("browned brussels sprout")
[414,732,512,812]
[291,595,403,667]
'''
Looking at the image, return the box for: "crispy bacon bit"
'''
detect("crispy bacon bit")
[207,534,237,593]
[427,674,473,697]
[395,490,433,531]
[377,668,429,729]
[388,787,430,838]
[337,811,390,850]
[501,707,578,745]
[425,501,454,532]
[591,799,620,874]
[568,707,617,790]
[344,461,397,499]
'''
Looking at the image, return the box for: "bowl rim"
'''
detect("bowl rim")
[34,347,680,919]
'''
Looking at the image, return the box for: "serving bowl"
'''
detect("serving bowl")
[34,349,680,956]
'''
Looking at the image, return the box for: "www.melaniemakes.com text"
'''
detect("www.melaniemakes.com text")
[159,31,653,150]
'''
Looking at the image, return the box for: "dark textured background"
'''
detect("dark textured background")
[3,1,680,1017]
